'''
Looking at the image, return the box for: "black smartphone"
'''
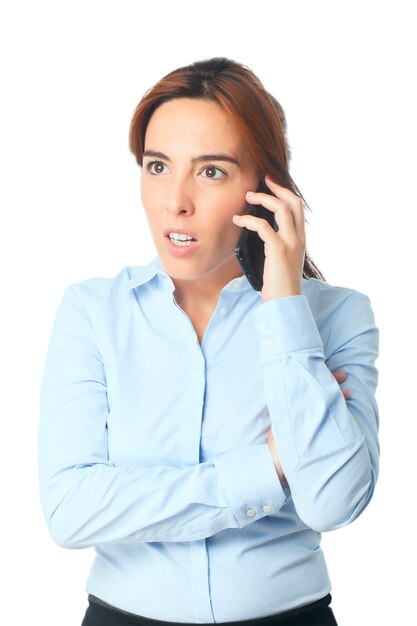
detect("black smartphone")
[234,180,279,291]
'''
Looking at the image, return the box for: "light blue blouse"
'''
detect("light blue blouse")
[38,255,380,622]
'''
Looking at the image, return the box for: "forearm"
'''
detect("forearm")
[254,292,380,532]
[39,442,286,549]
[267,355,377,530]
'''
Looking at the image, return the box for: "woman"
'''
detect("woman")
[38,57,380,626]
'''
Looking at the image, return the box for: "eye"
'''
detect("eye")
[145,160,167,175]
[201,165,227,180]
[144,160,227,179]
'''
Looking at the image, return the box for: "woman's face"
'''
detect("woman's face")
[140,97,260,289]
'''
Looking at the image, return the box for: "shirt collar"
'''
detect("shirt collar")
[119,256,254,294]
[119,256,162,291]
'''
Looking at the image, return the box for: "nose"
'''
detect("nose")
[165,176,195,216]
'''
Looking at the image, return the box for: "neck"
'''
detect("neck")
[169,260,244,311]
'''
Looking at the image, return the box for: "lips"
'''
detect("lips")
[163,227,198,241]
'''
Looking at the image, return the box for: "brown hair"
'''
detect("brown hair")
[129,57,325,281]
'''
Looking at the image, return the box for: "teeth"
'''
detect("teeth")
[169,232,194,241]
[170,239,194,247]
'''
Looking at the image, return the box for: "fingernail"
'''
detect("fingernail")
[246,191,255,197]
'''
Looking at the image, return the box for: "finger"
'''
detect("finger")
[233,212,287,247]
[342,388,351,400]
[244,192,298,245]
[264,176,306,244]
[331,370,347,383]
[264,175,303,206]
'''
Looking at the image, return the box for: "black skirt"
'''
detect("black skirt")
[81,593,338,626]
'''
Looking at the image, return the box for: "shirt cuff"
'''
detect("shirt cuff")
[212,444,287,527]
[253,295,324,359]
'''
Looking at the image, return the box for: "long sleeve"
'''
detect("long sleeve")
[253,289,380,533]
[38,260,381,621]
[38,285,286,549]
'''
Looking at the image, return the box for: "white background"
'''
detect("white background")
[1,1,415,624]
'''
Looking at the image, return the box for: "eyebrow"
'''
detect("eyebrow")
[142,150,241,167]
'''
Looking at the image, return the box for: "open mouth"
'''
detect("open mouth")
[164,234,199,255]
[167,236,197,247]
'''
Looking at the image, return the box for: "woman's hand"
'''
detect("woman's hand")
[333,369,350,400]
[232,175,306,303]
[268,370,350,487]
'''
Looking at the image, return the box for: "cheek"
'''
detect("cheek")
[140,184,160,218]
[140,175,161,204]
[208,211,242,244]
[204,187,246,213]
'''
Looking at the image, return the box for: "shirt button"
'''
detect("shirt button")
[246,507,256,517]
[219,306,228,316]
[260,320,270,331]
[266,337,275,347]
[263,505,273,513]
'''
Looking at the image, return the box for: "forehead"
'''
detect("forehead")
[144,98,244,152]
